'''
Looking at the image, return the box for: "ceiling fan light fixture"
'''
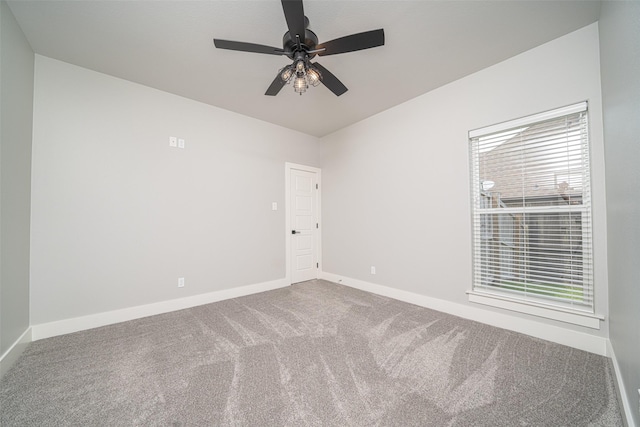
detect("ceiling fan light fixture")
[307,67,321,87]
[280,65,294,82]
[293,76,308,94]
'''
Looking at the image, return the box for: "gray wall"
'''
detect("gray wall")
[320,24,609,338]
[30,56,319,324]
[599,1,640,425]
[0,0,33,356]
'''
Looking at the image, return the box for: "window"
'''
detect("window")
[469,102,594,316]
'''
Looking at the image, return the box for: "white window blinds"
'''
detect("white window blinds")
[469,102,593,312]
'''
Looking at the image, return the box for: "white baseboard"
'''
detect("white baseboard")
[607,340,636,427]
[0,327,32,379]
[31,278,289,341]
[321,272,608,356]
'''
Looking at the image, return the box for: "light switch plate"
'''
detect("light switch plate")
[272,202,278,211]
[169,136,177,147]
[178,138,185,149]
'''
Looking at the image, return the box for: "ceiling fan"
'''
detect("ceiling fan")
[213,0,385,97]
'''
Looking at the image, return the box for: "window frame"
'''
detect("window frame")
[467,102,603,329]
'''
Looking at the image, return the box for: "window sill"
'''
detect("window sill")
[466,290,604,329]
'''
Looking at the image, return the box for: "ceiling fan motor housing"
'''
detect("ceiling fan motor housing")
[283,27,319,59]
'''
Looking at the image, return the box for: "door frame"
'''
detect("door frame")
[285,162,322,285]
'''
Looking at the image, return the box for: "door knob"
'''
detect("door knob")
[291,230,300,234]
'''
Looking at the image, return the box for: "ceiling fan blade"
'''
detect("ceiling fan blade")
[281,0,306,43]
[214,39,286,55]
[265,73,287,96]
[312,62,348,96]
[316,29,385,56]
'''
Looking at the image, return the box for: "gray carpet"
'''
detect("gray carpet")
[0,280,623,426]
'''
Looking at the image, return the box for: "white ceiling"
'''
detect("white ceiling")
[7,0,601,137]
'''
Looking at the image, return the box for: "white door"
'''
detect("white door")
[289,168,318,283]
